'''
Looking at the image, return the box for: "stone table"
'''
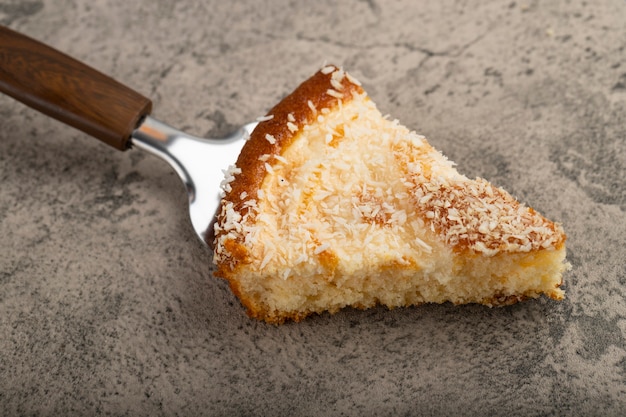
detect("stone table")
[1,0,625,415]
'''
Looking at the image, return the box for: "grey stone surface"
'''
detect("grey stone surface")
[1,0,625,415]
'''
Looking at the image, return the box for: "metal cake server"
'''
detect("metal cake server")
[0,25,256,246]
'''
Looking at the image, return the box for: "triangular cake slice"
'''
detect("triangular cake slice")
[213,65,568,324]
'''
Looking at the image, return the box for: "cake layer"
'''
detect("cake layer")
[213,65,567,324]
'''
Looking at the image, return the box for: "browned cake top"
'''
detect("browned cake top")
[213,65,566,274]
[222,66,363,219]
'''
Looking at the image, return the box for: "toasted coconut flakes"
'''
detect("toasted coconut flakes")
[287,122,298,133]
[420,194,433,204]
[243,199,258,208]
[287,113,296,122]
[411,176,563,254]
[307,100,317,114]
[274,154,288,164]
[327,89,343,99]
[223,165,241,177]
[256,114,274,122]
[331,68,345,84]
[258,154,271,162]
[220,165,242,193]
[264,162,274,174]
[321,65,336,74]
[295,253,308,264]
[314,243,331,254]
[260,251,273,269]
[415,237,432,252]
[265,133,277,144]
[478,222,490,234]
[391,210,407,225]
[331,78,344,91]
[281,268,291,280]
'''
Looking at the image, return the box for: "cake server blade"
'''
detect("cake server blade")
[0,25,256,247]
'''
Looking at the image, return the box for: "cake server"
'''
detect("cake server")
[0,26,256,246]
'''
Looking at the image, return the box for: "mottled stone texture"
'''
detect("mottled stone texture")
[0,0,625,416]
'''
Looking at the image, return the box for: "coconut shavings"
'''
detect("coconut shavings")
[321,65,336,74]
[326,89,343,99]
[219,165,242,194]
[410,176,564,255]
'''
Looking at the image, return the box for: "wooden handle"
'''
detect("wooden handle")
[0,26,152,150]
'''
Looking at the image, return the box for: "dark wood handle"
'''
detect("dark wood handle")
[0,26,152,150]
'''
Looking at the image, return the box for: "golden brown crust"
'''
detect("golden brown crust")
[225,67,362,222]
[412,180,567,254]
[214,66,362,276]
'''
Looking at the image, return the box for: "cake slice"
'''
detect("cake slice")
[213,65,568,324]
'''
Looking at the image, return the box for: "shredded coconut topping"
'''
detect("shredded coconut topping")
[326,89,343,99]
[213,67,564,275]
[410,177,562,255]
[331,78,344,91]
[219,164,242,194]
[274,154,288,164]
[287,122,298,133]
[321,65,336,74]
